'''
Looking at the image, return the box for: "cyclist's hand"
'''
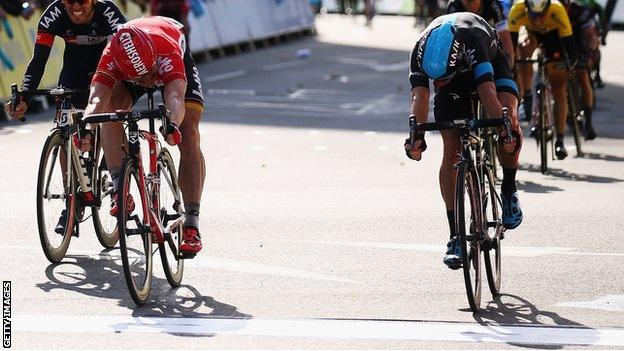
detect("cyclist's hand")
[601,37,606,46]
[404,137,426,161]
[160,122,182,146]
[5,100,27,120]
[499,129,521,154]
[72,131,93,153]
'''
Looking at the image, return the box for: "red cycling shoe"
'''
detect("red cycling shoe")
[179,226,202,255]
[110,193,135,217]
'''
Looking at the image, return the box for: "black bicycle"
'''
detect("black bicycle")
[10,84,117,263]
[410,109,512,311]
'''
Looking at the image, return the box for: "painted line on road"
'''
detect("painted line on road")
[558,295,624,312]
[303,240,624,258]
[204,70,247,82]
[0,245,359,284]
[262,61,306,71]
[13,314,624,346]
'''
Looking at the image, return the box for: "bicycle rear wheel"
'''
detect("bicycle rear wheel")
[567,80,584,156]
[92,140,118,248]
[455,163,483,312]
[118,157,153,305]
[538,85,549,174]
[37,131,75,263]
[157,148,184,287]
[482,166,503,296]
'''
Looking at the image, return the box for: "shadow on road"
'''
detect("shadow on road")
[36,249,251,337]
[516,180,563,193]
[519,163,624,183]
[473,293,597,349]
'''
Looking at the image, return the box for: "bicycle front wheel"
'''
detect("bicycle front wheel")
[118,157,153,305]
[92,142,118,248]
[37,131,75,263]
[157,148,184,287]
[482,166,503,296]
[455,163,483,312]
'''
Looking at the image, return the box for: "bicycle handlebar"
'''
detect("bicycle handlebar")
[79,104,169,125]
[9,84,90,122]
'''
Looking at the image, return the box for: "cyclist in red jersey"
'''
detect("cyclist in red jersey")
[84,16,205,255]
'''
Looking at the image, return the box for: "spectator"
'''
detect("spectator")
[0,0,35,19]
[151,0,190,46]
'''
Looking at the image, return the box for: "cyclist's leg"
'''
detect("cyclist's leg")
[178,50,205,254]
[517,30,537,121]
[547,61,569,158]
[577,63,597,139]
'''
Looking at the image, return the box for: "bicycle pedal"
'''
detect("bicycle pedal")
[178,252,196,260]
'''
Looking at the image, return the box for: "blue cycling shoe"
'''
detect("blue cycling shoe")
[502,191,523,230]
[443,237,463,270]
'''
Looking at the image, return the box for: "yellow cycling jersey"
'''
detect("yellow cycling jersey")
[508,0,573,37]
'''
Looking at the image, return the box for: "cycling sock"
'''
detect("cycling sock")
[184,202,200,229]
[556,133,564,142]
[446,210,456,239]
[584,106,593,128]
[501,167,518,196]
[110,168,120,193]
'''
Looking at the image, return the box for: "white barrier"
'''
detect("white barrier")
[186,0,315,54]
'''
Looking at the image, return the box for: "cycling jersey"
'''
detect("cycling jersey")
[446,0,509,31]
[410,13,516,94]
[409,13,517,122]
[508,0,577,61]
[93,16,204,108]
[21,0,125,103]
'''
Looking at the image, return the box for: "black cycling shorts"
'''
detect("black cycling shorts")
[125,49,204,112]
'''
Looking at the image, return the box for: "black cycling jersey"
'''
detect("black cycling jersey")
[446,0,508,31]
[20,0,125,104]
[567,2,595,52]
[409,13,517,121]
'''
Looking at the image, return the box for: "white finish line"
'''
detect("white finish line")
[13,315,624,346]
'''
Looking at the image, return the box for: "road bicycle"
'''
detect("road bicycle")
[10,84,117,263]
[81,88,186,305]
[409,109,512,311]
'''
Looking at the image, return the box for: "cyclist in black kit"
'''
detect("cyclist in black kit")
[404,13,523,269]
[5,0,126,118]
[446,0,515,65]
[5,0,125,234]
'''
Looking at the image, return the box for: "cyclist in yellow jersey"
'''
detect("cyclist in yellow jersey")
[509,0,578,159]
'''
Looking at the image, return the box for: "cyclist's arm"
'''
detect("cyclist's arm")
[499,29,515,66]
[163,78,186,127]
[478,81,503,119]
[410,86,429,123]
[84,82,113,115]
[21,42,53,97]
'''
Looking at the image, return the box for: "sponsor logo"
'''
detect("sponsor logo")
[128,131,139,144]
[465,48,477,68]
[3,281,10,349]
[156,57,173,75]
[450,93,461,100]
[119,32,149,76]
[21,75,31,91]
[448,40,462,67]
[191,66,204,98]
[103,6,122,30]
[40,5,62,29]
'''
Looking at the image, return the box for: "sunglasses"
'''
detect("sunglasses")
[64,0,89,6]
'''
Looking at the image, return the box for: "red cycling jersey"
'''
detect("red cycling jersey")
[92,16,187,88]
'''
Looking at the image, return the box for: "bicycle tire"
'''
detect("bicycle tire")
[567,80,583,156]
[157,148,185,287]
[455,163,483,312]
[91,140,118,248]
[482,166,503,296]
[539,84,549,174]
[36,130,75,263]
[118,157,153,305]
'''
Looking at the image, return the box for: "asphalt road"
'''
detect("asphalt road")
[1,14,624,349]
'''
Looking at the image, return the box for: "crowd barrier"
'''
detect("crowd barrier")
[0,0,315,102]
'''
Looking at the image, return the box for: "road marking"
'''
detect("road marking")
[336,57,409,72]
[364,131,376,136]
[302,240,624,258]
[558,295,624,312]
[13,315,624,345]
[308,130,320,135]
[0,245,358,284]
[204,70,247,82]
[207,89,256,95]
[262,61,306,71]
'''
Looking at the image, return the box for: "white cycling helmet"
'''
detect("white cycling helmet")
[526,0,551,16]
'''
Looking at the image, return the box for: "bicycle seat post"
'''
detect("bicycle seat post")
[147,88,155,134]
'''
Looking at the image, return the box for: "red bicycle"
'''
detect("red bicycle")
[81,89,187,305]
